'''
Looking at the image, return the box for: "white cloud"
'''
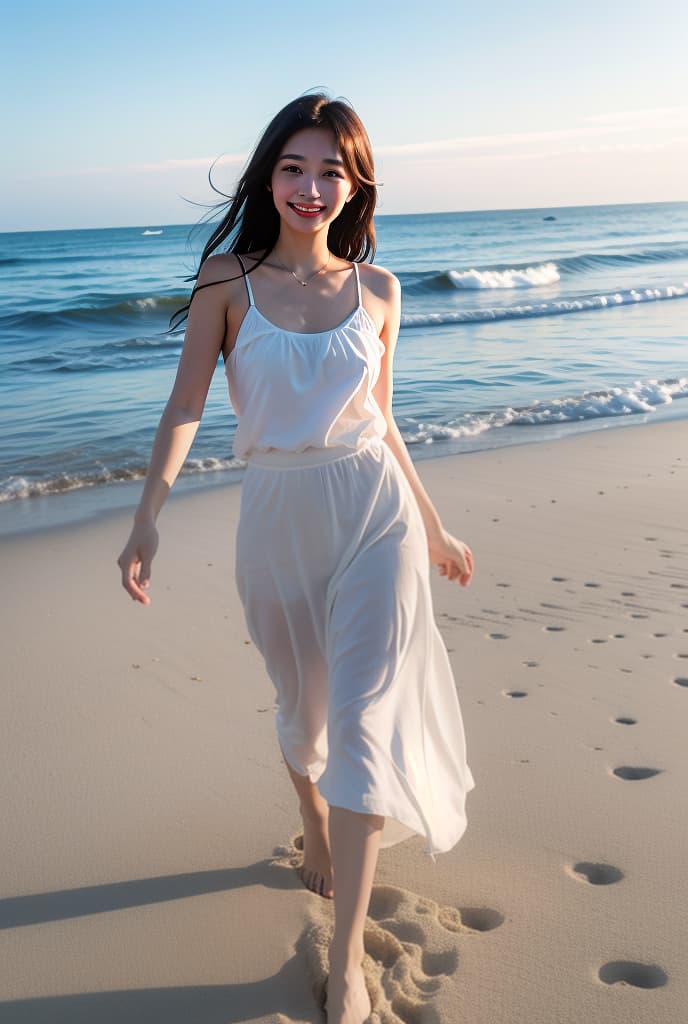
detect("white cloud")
[583,105,688,126]
[29,105,688,183]
[28,152,248,181]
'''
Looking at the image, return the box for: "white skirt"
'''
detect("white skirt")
[234,439,475,856]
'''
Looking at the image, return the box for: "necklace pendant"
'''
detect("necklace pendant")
[300,280,307,287]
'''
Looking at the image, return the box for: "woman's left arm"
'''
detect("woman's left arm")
[372,271,474,587]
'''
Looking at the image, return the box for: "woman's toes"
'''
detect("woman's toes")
[296,866,334,899]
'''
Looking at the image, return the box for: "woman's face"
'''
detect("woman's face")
[269,127,356,232]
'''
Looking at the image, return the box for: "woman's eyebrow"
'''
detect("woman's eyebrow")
[278,152,345,167]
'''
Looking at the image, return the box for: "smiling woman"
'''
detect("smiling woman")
[169,94,379,330]
[277,151,347,219]
[117,91,475,1024]
[268,134,358,248]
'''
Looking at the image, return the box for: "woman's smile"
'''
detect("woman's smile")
[288,202,327,217]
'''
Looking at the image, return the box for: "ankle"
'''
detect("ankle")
[329,938,365,973]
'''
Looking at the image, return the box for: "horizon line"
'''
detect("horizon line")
[2,198,687,236]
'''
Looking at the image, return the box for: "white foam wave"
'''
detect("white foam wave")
[401,280,688,328]
[0,456,245,502]
[401,377,688,445]
[448,261,560,289]
[184,456,246,473]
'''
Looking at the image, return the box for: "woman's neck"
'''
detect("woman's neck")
[270,229,331,276]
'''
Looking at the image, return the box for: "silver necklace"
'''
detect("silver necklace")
[271,251,332,286]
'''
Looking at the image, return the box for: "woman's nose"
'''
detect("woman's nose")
[298,179,320,198]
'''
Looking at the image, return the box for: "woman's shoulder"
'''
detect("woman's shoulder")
[358,262,401,301]
[197,251,246,286]
[192,252,255,312]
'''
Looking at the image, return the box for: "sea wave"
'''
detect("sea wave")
[401,377,688,444]
[447,262,560,289]
[0,455,245,502]
[4,378,686,502]
[0,250,156,267]
[5,277,687,350]
[6,334,191,372]
[1,293,188,331]
[400,281,688,327]
[402,245,688,292]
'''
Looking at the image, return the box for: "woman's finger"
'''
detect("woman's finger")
[139,557,152,588]
[120,558,151,604]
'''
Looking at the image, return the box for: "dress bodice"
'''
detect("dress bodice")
[224,258,388,459]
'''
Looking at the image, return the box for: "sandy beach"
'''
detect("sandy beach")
[1,416,687,1023]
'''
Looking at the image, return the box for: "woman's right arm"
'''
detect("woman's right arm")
[117,257,232,604]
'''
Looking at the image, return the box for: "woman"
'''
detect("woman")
[117,91,475,1024]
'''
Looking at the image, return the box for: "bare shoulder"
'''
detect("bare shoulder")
[358,262,401,301]
[357,263,401,341]
[196,252,245,288]
[190,253,249,321]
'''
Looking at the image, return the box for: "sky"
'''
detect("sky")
[2,0,687,232]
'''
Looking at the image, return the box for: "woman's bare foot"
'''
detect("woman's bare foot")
[298,806,334,899]
[324,962,371,1023]
[281,757,334,899]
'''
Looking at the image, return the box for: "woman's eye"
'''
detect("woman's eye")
[282,165,343,178]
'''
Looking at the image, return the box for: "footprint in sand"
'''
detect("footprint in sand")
[673,677,688,688]
[544,625,566,632]
[612,766,662,781]
[568,861,624,885]
[598,961,668,988]
[614,716,637,725]
[487,632,509,640]
[297,884,504,1024]
[503,689,528,698]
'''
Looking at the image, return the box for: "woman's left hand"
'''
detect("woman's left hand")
[428,528,474,586]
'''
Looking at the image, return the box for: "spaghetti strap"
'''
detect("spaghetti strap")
[236,253,254,307]
[352,261,362,308]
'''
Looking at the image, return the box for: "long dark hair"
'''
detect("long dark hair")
[169,91,379,332]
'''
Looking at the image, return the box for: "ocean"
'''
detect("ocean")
[1,201,687,535]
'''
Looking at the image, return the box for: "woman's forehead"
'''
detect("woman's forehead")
[279,127,340,161]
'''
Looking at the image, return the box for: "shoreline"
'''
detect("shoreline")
[2,402,687,541]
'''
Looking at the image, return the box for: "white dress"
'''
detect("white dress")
[225,256,475,855]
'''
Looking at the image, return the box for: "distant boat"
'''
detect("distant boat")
[543,216,556,221]
[142,229,163,235]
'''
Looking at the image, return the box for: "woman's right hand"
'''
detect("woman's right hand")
[117,520,159,605]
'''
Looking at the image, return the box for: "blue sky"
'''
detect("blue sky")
[3,0,687,231]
